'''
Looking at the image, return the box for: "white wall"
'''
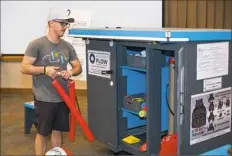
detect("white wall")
[1,1,163,55]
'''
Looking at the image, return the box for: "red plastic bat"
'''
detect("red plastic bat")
[52,79,94,142]
[68,80,76,141]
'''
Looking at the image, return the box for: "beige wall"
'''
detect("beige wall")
[1,61,87,90]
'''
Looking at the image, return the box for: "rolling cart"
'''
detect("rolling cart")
[68,27,232,155]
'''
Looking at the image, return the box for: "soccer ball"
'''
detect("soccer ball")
[45,147,73,155]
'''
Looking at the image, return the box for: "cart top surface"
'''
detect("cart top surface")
[69,27,231,31]
[68,27,232,42]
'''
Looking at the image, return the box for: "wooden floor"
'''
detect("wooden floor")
[0,91,126,155]
[1,91,232,155]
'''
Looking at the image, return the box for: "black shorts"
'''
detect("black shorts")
[34,98,70,137]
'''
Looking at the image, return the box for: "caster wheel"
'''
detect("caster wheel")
[107,149,118,155]
[107,150,131,155]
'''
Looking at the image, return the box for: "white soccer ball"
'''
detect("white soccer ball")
[45,147,67,155]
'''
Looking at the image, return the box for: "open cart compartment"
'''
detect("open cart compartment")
[68,28,232,155]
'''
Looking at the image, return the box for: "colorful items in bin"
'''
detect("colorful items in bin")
[139,134,177,155]
[139,104,147,118]
[133,97,145,102]
[139,110,146,118]
[124,93,146,114]
[122,135,141,144]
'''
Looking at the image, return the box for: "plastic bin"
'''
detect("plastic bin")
[127,55,146,69]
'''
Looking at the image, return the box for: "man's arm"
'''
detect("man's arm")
[20,56,44,75]
[21,56,60,79]
[21,40,44,75]
[61,59,82,80]
[69,59,82,76]
[61,42,83,79]
[21,40,60,79]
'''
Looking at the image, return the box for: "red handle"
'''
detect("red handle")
[68,80,76,142]
[52,79,94,142]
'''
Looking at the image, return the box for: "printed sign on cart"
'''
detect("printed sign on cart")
[196,42,229,80]
[203,77,222,92]
[88,50,111,78]
[65,37,87,81]
[190,87,231,145]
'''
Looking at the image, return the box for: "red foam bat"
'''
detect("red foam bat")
[68,80,76,141]
[52,79,94,142]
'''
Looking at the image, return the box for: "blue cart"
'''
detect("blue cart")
[68,27,232,155]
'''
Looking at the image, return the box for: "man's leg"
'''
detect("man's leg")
[51,130,62,147]
[35,133,47,155]
[52,101,70,147]
[34,99,57,155]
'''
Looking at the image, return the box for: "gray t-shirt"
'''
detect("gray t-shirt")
[25,36,78,103]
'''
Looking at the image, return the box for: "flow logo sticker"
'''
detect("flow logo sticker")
[88,50,111,78]
[89,53,95,64]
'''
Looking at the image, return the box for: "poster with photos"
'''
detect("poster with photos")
[190,87,231,145]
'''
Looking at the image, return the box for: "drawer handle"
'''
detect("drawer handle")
[101,70,113,75]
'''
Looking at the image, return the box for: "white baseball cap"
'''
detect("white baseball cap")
[47,8,75,23]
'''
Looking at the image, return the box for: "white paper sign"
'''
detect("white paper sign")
[65,37,87,81]
[62,9,92,81]
[88,50,111,79]
[203,77,222,92]
[69,10,92,28]
[196,42,229,80]
[190,87,231,145]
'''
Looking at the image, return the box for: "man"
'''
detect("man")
[21,8,82,155]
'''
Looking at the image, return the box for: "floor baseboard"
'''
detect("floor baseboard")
[0,88,87,96]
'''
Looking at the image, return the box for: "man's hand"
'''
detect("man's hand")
[45,66,60,79]
[60,70,73,80]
